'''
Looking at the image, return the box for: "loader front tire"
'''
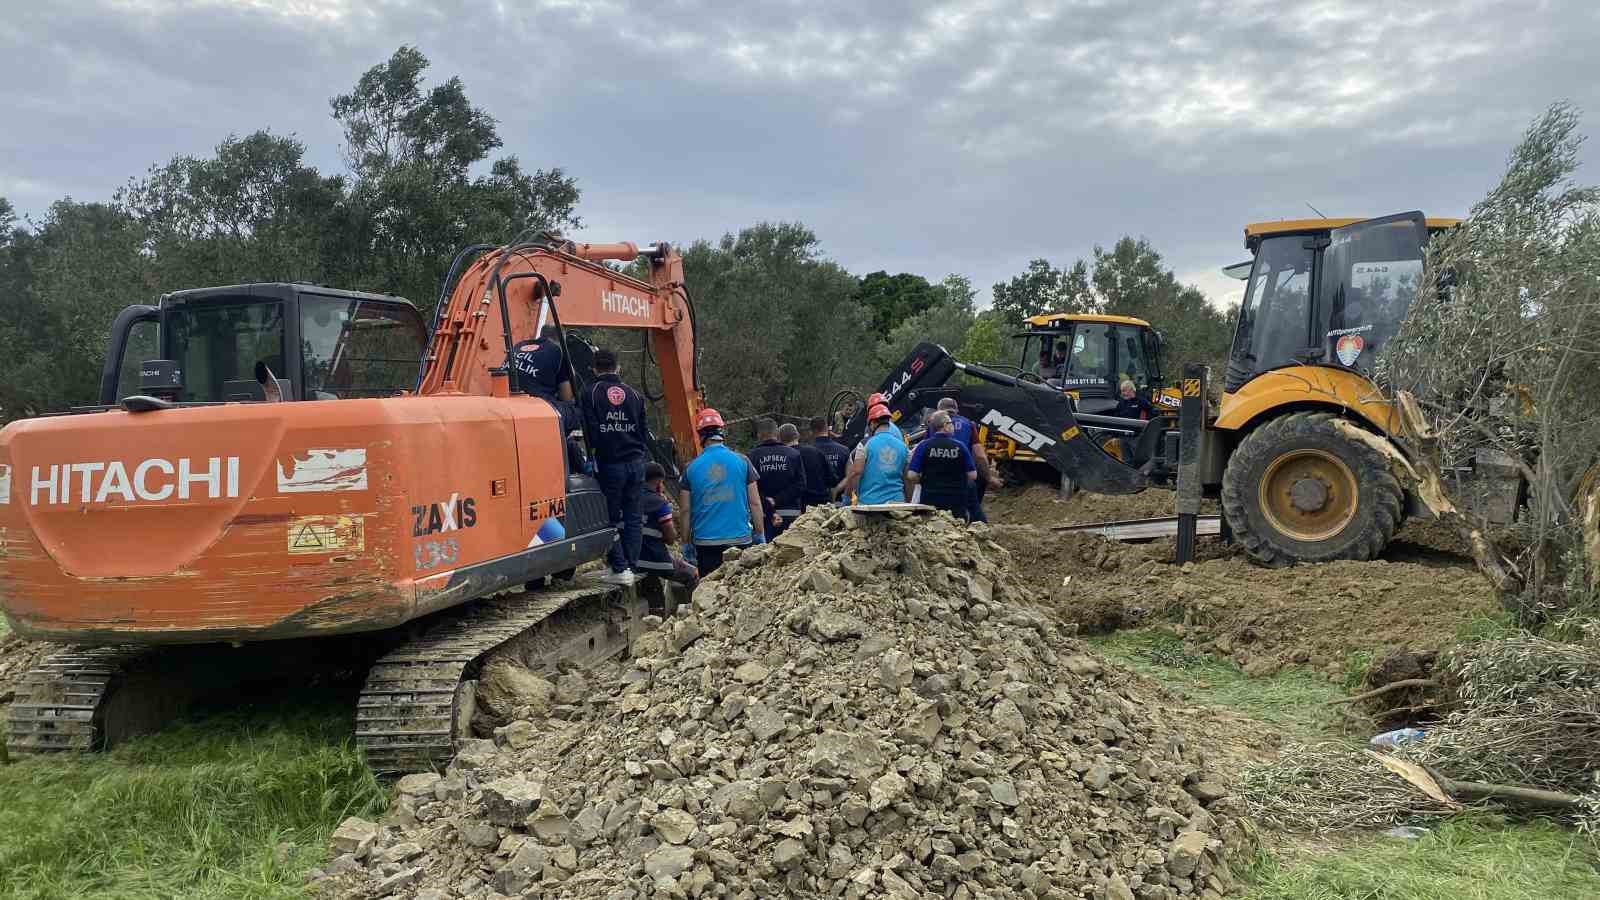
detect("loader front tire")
[1221,411,1402,567]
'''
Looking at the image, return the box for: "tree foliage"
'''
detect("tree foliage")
[990,238,1235,376]
[1383,102,1600,622]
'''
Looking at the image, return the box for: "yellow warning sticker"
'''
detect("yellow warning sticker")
[1060,426,1081,442]
[287,515,364,555]
[1183,378,1202,397]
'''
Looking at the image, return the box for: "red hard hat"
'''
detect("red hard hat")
[695,408,725,430]
[868,403,892,421]
[868,392,887,406]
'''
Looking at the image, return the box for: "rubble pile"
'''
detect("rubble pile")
[317,508,1256,900]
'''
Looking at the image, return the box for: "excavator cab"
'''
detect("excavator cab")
[97,283,427,407]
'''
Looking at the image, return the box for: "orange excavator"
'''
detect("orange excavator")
[0,236,704,771]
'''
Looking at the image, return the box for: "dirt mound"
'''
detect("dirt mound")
[316,509,1256,899]
[986,484,1221,531]
[985,525,1498,676]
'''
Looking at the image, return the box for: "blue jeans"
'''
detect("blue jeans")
[597,460,645,572]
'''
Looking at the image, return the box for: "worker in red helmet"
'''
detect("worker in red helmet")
[678,408,766,577]
[836,403,908,504]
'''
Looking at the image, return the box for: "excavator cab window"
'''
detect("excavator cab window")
[300,297,427,400]
[166,301,287,403]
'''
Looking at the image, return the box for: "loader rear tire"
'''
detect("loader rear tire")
[1221,411,1402,567]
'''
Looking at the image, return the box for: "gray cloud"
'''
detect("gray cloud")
[3,0,1598,308]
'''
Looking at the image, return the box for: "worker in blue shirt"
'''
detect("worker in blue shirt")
[679,409,767,577]
[908,410,978,520]
[636,462,698,588]
[749,419,807,538]
[843,403,908,505]
[579,348,649,585]
[936,397,1003,522]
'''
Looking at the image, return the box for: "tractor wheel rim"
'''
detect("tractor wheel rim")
[1258,448,1358,542]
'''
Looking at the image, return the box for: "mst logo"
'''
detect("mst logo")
[412,493,477,537]
[980,410,1057,452]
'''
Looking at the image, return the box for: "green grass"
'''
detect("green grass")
[1089,628,1347,737]
[1243,816,1600,900]
[0,700,387,900]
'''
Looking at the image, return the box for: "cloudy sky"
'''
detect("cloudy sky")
[3,0,1598,307]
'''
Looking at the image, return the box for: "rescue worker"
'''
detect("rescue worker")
[1112,379,1159,421]
[579,348,648,585]
[749,418,807,539]
[680,409,767,577]
[843,403,908,504]
[637,462,698,588]
[907,411,977,520]
[936,397,1003,522]
[807,416,850,507]
[511,325,577,434]
[781,422,824,513]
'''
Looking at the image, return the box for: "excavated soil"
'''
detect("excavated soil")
[983,490,1499,678]
[316,509,1258,900]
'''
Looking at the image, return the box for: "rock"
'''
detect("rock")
[991,698,1027,737]
[554,671,589,706]
[374,841,424,865]
[966,574,993,605]
[733,605,777,644]
[452,738,498,771]
[373,867,422,894]
[989,779,1020,807]
[878,651,914,690]
[528,803,573,843]
[477,660,556,724]
[896,703,942,747]
[1106,873,1135,900]
[773,837,807,870]
[460,821,500,849]
[330,817,378,859]
[324,853,362,876]
[808,730,887,780]
[799,567,843,595]
[869,771,909,812]
[416,890,450,900]
[745,702,786,742]
[838,555,877,583]
[644,844,697,880]
[734,660,771,684]
[719,781,765,823]
[395,772,441,799]
[481,774,542,826]
[1168,831,1210,878]
[1186,780,1229,804]
[1084,763,1114,791]
[771,531,815,564]
[652,808,699,845]
[810,611,866,643]
[501,719,536,749]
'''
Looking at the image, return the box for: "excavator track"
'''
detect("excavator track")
[356,577,652,773]
[7,646,149,755]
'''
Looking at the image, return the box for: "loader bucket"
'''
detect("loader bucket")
[953,362,1150,495]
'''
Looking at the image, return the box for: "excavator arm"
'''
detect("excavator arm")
[419,239,703,465]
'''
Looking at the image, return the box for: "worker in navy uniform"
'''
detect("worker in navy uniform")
[796,418,835,511]
[907,410,977,520]
[511,324,577,435]
[749,418,808,539]
[579,348,649,585]
[680,408,767,577]
[936,397,1002,522]
[636,462,698,588]
[808,416,851,506]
